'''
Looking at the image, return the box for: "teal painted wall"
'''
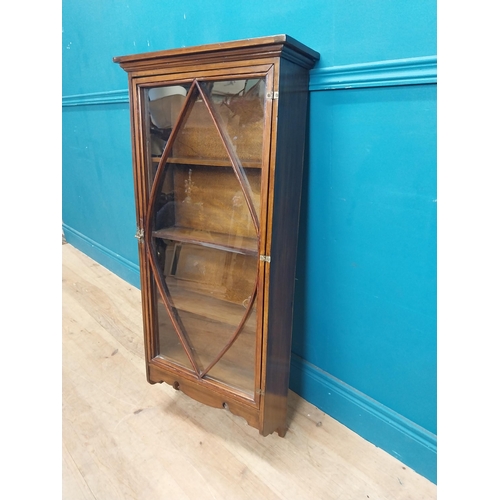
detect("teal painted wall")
[62,0,437,483]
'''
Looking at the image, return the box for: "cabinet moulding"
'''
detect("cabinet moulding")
[62,55,437,107]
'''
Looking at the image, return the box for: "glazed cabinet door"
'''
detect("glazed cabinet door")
[135,67,275,405]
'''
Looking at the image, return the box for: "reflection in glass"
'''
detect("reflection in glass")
[199,79,265,163]
[148,84,188,158]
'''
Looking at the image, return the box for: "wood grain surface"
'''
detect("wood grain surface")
[63,243,436,500]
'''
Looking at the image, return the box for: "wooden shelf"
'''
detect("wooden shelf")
[151,156,262,169]
[152,226,258,256]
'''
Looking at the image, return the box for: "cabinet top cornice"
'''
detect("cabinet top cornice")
[113,34,319,73]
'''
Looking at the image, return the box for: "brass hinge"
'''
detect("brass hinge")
[256,388,265,396]
[135,227,144,242]
[260,254,271,263]
[266,91,279,100]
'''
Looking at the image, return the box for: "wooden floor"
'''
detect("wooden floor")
[62,243,437,500]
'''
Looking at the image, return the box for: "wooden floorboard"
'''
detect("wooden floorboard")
[62,243,437,500]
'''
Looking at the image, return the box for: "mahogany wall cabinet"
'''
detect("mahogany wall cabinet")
[114,35,319,436]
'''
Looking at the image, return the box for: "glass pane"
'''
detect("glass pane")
[155,281,192,370]
[168,164,260,244]
[147,84,190,186]
[148,77,266,398]
[199,79,265,164]
[205,303,257,395]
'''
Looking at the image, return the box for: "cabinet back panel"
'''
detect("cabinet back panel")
[172,166,261,238]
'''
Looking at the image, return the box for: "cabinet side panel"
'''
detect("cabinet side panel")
[261,60,311,436]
